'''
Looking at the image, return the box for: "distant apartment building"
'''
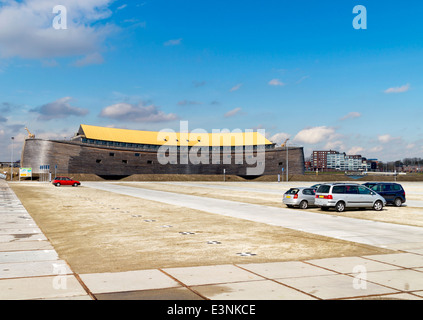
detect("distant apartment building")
[311,150,370,171]
[311,150,338,171]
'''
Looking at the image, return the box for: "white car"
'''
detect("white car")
[315,183,386,212]
[0,173,6,180]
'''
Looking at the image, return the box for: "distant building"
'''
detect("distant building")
[367,159,379,171]
[311,150,370,171]
[400,165,422,173]
[304,160,312,171]
[311,150,338,171]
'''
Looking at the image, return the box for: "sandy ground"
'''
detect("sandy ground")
[9,182,393,274]
[115,181,423,228]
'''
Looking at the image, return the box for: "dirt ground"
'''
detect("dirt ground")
[9,182,394,274]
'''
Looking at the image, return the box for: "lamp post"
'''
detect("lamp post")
[286,139,290,182]
[10,137,14,181]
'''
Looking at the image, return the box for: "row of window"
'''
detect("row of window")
[81,138,273,151]
[97,152,260,165]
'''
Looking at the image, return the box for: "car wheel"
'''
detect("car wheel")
[394,198,402,207]
[299,200,308,209]
[73,183,78,187]
[335,201,345,213]
[55,183,61,187]
[373,200,383,211]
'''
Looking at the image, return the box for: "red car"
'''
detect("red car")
[52,176,81,187]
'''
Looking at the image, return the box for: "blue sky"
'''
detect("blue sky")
[0,0,423,161]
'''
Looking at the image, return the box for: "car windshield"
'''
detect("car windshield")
[285,188,299,195]
[317,185,330,194]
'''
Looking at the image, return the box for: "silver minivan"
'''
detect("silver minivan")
[315,183,386,212]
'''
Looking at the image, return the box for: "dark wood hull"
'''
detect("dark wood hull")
[21,139,305,177]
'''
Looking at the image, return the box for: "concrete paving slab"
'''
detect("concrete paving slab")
[39,295,93,300]
[401,248,423,255]
[0,215,35,222]
[79,269,181,294]
[306,256,403,274]
[191,279,316,300]
[0,241,54,252]
[0,234,47,243]
[95,287,204,300]
[352,292,423,300]
[0,227,42,235]
[413,291,423,298]
[364,253,423,268]
[0,250,58,264]
[237,261,336,279]
[384,243,423,252]
[0,223,38,230]
[0,275,87,300]
[278,274,398,300]
[0,260,72,279]
[162,264,264,286]
[366,269,423,291]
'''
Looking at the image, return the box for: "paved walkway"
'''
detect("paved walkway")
[2,180,423,300]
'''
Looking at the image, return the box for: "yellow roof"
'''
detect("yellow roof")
[79,124,273,147]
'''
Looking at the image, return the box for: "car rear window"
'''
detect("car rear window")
[285,188,299,195]
[392,184,402,191]
[317,185,330,194]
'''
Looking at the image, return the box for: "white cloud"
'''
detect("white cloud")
[340,112,361,121]
[224,107,242,118]
[100,102,178,122]
[324,140,345,151]
[347,146,364,155]
[164,38,182,46]
[293,126,336,144]
[230,83,242,92]
[0,0,116,60]
[369,146,383,153]
[269,132,291,145]
[384,84,410,94]
[268,79,285,86]
[30,97,89,120]
[378,134,396,143]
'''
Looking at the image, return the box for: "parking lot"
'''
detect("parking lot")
[3,179,423,299]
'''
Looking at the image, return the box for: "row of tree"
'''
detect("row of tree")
[378,158,423,171]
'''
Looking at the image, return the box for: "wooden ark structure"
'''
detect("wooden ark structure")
[21,125,305,179]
